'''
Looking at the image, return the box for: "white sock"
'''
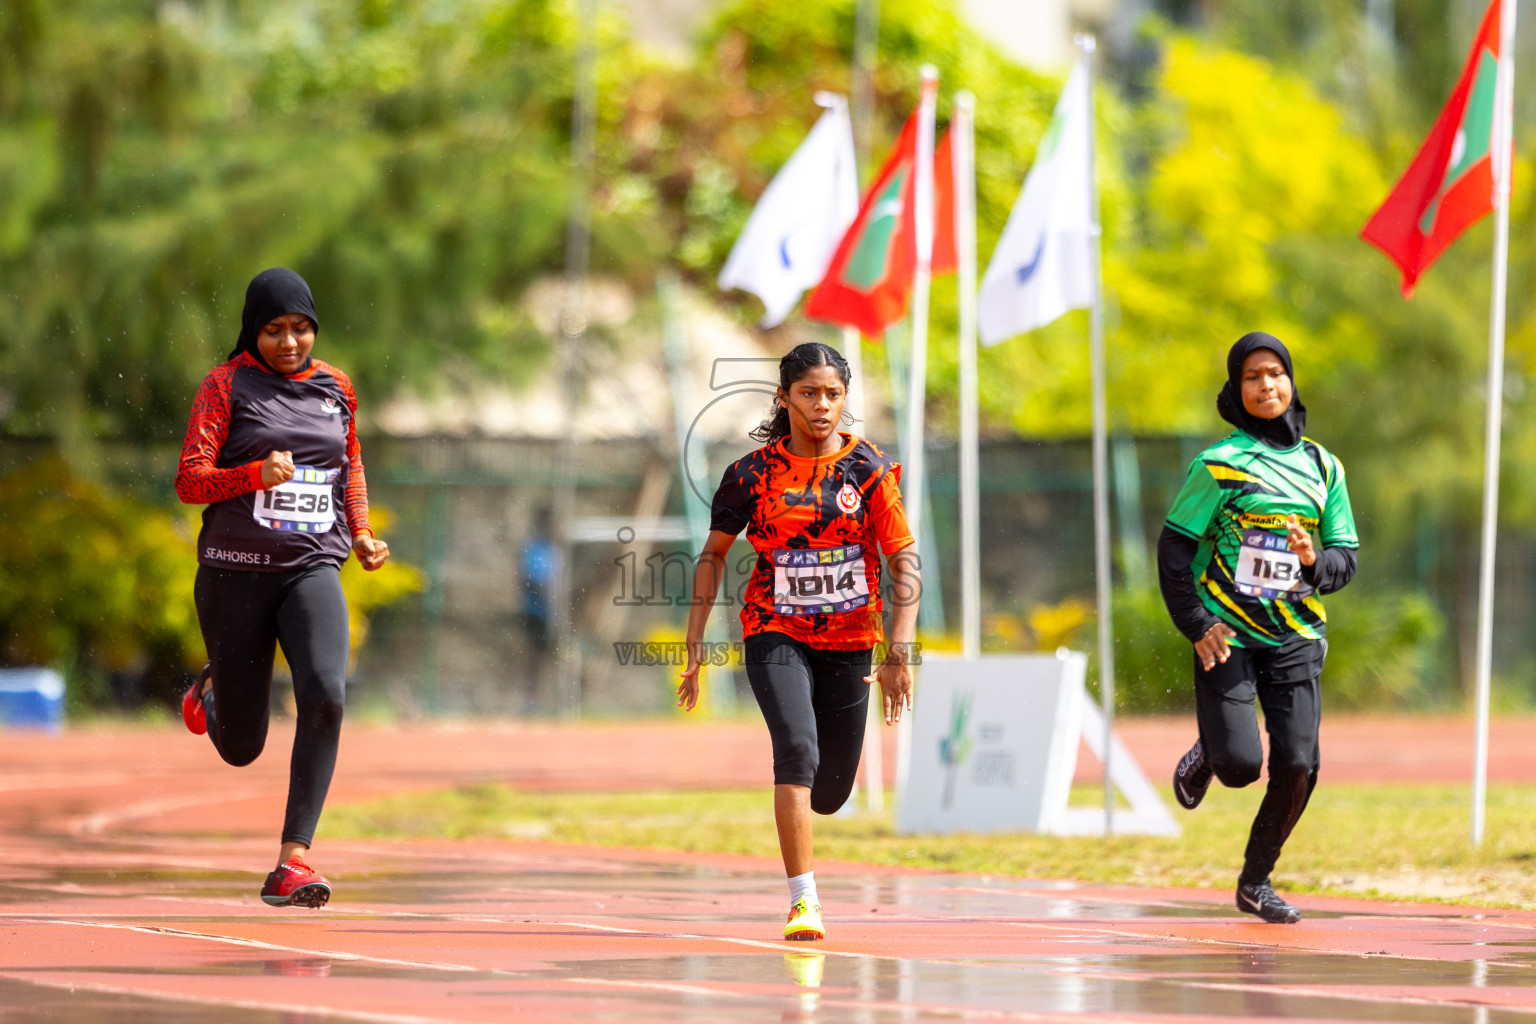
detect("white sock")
[787,871,818,907]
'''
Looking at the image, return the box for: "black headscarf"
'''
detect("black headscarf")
[1215,331,1307,450]
[229,268,320,373]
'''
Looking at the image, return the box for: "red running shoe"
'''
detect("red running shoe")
[181,664,210,735]
[261,857,332,908]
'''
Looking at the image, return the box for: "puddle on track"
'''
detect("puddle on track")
[16,943,1536,1023]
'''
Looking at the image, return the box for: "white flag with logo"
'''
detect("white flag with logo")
[719,95,859,327]
[979,57,1096,345]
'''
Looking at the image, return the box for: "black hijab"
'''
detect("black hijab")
[229,267,320,374]
[1215,331,1307,450]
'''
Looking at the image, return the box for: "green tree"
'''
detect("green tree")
[0,0,661,447]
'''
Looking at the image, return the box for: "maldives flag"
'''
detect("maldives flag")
[1362,0,1507,297]
[805,113,955,336]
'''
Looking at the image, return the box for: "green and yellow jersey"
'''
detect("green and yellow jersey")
[1165,431,1358,648]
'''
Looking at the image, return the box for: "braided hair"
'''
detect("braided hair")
[749,342,853,446]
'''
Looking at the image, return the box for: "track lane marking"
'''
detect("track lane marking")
[0,974,453,1024]
[24,919,479,973]
[997,916,1536,967]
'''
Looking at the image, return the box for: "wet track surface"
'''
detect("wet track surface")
[4,723,1536,1022]
[7,838,1536,1022]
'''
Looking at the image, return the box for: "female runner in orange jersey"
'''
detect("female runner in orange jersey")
[680,341,921,941]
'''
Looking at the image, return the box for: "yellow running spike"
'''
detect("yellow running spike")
[784,898,825,941]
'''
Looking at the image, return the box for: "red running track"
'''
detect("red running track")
[3,718,1536,1022]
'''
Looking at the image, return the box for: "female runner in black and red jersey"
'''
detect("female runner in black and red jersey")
[680,342,921,942]
[175,268,389,908]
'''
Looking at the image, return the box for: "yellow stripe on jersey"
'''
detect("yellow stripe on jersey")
[1275,597,1321,639]
[1302,595,1328,624]
[1203,574,1274,638]
[1301,437,1333,484]
[1205,464,1281,493]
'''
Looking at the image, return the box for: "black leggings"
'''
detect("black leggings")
[194,564,349,848]
[1194,639,1324,886]
[743,632,870,815]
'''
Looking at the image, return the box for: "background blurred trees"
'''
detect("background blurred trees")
[0,455,421,708]
[3,0,1534,709]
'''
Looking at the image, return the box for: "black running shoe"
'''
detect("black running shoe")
[1172,739,1213,810]
[1236,880,1301,924]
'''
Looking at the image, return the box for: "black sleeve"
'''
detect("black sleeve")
[1157,525,1220,643]
[1301,545,1357,595]
[709,462,752,536]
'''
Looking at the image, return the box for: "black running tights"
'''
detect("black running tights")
[743,632,871,815]
[194,564,349,848]
[1194,641,1323,886]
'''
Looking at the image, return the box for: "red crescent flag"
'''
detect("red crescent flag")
[804,111,955,336]
[1362,0,1506,298]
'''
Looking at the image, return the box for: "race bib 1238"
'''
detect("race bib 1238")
[253,465,339,533]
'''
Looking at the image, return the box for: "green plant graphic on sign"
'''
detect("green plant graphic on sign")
[939,692,974,810]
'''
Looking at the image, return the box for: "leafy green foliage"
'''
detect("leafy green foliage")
[0,0,632,442]
[0,455,202,698]
[0,454,420,710]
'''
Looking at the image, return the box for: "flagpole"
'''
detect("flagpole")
[843,329,865,427]
[1472,0,1517,848]
[845,324,882,814]
[836,84,877,814]
[954,91,981,661]
[836,88,866,439]
[554,0,601,721]
[1075,33,1115,836]
[904,65,939,553]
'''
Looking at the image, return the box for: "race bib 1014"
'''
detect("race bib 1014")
[1234,529,1312,600]
[771,544,871,617]
[253,465,339,533]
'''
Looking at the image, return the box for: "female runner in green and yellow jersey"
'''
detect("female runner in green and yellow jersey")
[1159,332,1358,925]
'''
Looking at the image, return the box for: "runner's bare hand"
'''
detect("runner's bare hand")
[353,534,390,571]
[261,450,295,488]
[1286,514,1317,566]
[1194,622,1237,671]
[676,642,704,712]
[866,656,913,726]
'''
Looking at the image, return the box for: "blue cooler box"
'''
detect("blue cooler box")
[0,668,65,731]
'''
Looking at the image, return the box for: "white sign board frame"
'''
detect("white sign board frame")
[895,653,1178,837]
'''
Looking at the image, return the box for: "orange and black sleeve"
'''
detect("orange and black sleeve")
[175,363,265,505]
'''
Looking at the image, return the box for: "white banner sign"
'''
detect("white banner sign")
[896,653,1178,837]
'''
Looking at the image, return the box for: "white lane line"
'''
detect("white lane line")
[997,917,1536,968]
[0,974,453,1024]
[1187,979,1536,1014]
[27,919,478,973]
[567,976,726,998]
[69,789,270,836]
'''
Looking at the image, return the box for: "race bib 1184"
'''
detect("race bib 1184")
[253,465,339,533]
[771,544,871,617]
[1234,529,1312,600]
